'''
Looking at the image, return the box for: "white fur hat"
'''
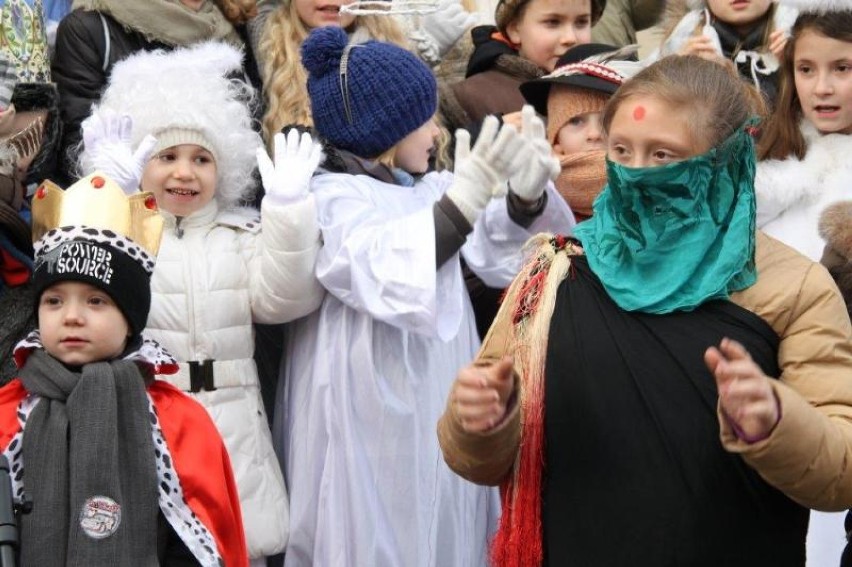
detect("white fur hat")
[81,41,261,210]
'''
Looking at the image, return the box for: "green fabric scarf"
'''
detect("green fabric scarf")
[574,123,757,314]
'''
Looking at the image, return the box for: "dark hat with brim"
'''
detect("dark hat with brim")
[520,43,628,116]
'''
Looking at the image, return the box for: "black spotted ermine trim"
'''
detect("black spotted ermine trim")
[5,395,38,505]
[13,332,178,375]
[147,395,224,567]
[34,226,156,274]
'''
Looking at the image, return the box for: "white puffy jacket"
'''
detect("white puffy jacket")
[145,195,324,559]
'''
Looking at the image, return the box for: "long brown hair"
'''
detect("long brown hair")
[602,55,765,151]
[758,12,852,161]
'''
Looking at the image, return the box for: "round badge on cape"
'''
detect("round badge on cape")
[79,495,122,539]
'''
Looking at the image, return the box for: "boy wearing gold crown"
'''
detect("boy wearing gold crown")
[0,172,248,567]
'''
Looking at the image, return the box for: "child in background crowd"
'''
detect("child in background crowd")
[755,1,852,563]
[276,25,574,566]
[653,0,797,106]
[441,0,606,133]
[520,42,640,221]
[439,54,852,567]
[756,1,851,260]
[0,173,247,566]
[78,41,325,564]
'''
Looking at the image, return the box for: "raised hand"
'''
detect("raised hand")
[447,116,525,224]
[257,129,324,206]
[704,337,780,443]
[419,0,478,58]
[82,110,157,194]
[509,105,560,203]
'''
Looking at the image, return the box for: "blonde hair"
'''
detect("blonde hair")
[259,4,408,144]
[373,116,451,172]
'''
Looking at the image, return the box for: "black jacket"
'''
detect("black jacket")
[51,10,167,186]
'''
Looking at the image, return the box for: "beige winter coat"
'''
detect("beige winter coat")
[438,231,852,511]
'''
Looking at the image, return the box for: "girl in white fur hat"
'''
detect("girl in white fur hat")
[77,40,326,565]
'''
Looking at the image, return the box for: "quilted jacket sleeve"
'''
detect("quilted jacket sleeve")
[725,234,852,511]
[242,195,324,324]
[437,280,522,486]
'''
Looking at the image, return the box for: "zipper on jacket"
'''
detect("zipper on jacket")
[175,217,185,239]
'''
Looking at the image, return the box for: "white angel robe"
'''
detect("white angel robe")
[276,170,575,567]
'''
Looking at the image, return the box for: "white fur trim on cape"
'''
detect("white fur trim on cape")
[13,331,179,375]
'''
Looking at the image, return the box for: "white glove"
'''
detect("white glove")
[447,115,526,225]
[419,0,478,59]
[257,129,323,206]
[81,109,158,195]
[508,105,560,203]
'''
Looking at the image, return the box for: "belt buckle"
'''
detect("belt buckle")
[188,359,216,393]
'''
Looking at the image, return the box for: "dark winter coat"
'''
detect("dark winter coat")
[51,10,167,185]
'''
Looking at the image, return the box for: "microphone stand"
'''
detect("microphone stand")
[0,454,17,567]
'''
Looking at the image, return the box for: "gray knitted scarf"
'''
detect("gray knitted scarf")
[17,349,159,567]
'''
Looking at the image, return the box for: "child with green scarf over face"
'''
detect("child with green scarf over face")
[438,54,852,567]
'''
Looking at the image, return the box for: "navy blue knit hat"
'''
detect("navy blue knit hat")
[302,27,438,158]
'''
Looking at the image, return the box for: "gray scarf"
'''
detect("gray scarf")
[18,350,159,567]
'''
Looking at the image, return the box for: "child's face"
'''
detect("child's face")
[141,144,217,218]
[394,119,441,174]
[39,281,130,366]
[606,95,708,168]
[554,111,604,154]
[294,0,356,30]
[506,0,592,72]
[793,30,852,135]
[706,0,772,33]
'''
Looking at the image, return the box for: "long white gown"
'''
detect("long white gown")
[276,170,575,567]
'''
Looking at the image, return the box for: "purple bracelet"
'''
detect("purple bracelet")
[722,390,782,444]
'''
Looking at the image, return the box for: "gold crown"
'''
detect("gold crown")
[31,172,165,257]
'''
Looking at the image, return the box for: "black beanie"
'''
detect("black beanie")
[32,227,155,339]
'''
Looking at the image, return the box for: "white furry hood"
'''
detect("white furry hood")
[755,121,852,227]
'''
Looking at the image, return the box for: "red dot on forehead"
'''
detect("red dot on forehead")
[632,105,646,121]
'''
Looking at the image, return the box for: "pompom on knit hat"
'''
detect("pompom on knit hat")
[302,26,438,158]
